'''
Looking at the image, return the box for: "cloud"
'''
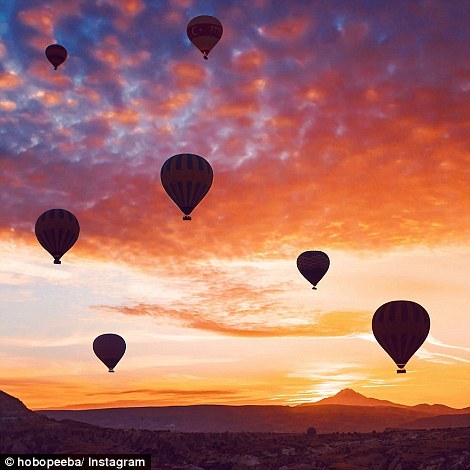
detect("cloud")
[0,72,22,89]
[102,0,146,17]
[0,100,16,111]
[1,0,468,268]
[112,304,370,337]
[427,335,470,353]
[259,16,311,41]
[415,348,470,365]
[85,388,236,397]
[170,61,207,88]
[0,334,88,348]
[97,273,372,337]
[17,2,81,37]
[414,333,470,365]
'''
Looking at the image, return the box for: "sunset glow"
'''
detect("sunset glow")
[1,0,469,411]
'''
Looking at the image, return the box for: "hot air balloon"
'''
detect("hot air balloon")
[35,209,80,264]
[297,251,330,289]
[187,15,223,60]
[372,300,430,374]
[93,334,126,373]
[161,153,213,220]
[45,44,68,70]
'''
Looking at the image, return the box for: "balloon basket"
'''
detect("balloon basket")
[54,259,61,264]
[183,215,192,220]
[108,369,115,373]
[396,369,406,374]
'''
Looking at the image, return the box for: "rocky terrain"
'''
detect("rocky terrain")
[1,422,469,469]
[1,390,470,469]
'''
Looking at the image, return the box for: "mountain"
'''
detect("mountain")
[38,389,469,434]
[306,388,409,408]
[307,389,470,414]
[300,389,470,417]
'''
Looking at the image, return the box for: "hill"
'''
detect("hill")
[401,413,470,430]
[411,403,470,415]
[0,390,48,431]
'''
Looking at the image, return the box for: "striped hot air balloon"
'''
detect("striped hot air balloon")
[161,153,213,220]
[35,209,80,264]
[45,44,68,70]
[297,251,330,289]
[93,334,126,373]
[187,15,223,60]
[372,300,430,374]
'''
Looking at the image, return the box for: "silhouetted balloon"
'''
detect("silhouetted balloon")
[93,334,126,373]
[372,300,430,374]
[306,427,317,436]
[161,153,213,220]
[35,209,80,264]
[297,251,330,289]
[187,15,223,60]
[45,44,68,70]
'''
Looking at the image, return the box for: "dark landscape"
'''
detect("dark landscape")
[39,388,470,434]
[2,390,470,469]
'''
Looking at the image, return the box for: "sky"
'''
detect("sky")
[0,0,469,411]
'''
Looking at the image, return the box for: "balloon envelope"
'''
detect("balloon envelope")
[45,44,68,70]
[297,251,330,289]
[161,153,213,220]
[35,209,80,264]
[187,15,223,59]
[93,334,126,373]
[372,300,430,373]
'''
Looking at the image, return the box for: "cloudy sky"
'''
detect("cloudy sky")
[1,0,469,410]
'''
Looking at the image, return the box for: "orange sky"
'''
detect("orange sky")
[0,0,469,410]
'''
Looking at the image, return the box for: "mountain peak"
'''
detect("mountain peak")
[309,388,406,408]
[335,388,361,397]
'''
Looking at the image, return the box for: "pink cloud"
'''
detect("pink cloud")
[0,100,16,111]
[17,2,81,36]
[170,62,207,88]
[1,0,468,267]
[0,72,23,89]
[27,61,73,88]
[232,49,267,71]
[259,17,310,41]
